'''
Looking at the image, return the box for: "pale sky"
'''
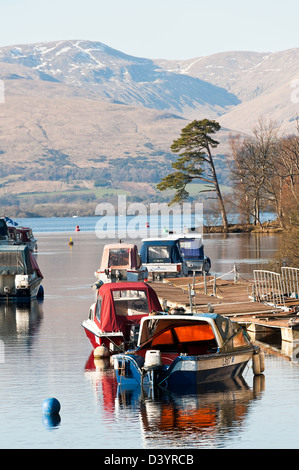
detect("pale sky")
[0,0,298,59]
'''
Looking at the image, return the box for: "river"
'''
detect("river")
[1,217,299,450]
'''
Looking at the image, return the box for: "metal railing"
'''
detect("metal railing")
[281,267,299,299]
[253,270,285,307]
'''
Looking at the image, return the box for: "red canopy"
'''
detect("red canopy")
[29,251,43,278]
[97,282,162,336]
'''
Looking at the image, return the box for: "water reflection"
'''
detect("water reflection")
[84,352,265,448]
[116,376,265,448]
[0,232,291,448]
[42,412,61,430]
[0,300,44,345]
[203,233,280,278]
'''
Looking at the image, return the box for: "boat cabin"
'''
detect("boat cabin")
[168,233,211,274]
[139,238,187,279]
[95,243,147,283]
[137,313,251,357]
[0,245,43,299]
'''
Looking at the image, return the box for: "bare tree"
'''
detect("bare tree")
[230,118,280,226]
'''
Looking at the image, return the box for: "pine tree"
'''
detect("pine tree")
[157,119,228,231]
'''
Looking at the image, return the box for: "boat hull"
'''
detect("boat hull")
[0,275,42,302]
[114,349,255,390]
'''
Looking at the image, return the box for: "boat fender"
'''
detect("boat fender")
[252,353,260,375]
[252,351,265,375]
[258,350,265,373]
[94,345,110,359]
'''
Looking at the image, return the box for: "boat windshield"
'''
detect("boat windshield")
[108,248,130,267]
[179,239,204,259]
[139,318,217,351]
[148,246,171,263]
[112,290,150,316]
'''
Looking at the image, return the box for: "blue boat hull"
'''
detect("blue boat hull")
[114,349,255,390]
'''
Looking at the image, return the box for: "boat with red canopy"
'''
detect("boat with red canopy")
[82,281,162,354]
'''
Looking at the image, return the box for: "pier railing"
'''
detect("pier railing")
[253,270,285,307]
[281,267,299,300]
[253,267,299,308]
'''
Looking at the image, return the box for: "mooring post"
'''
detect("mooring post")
[234,263,238,283]
[188,284,193,313]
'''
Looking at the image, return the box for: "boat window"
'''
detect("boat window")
[179,239,204,259]
[112,290,149,316]
[152,329,174,346]
[232,329,251,348]
[150,323,215,346]
[95,298,102,321]
[174,324,215,342]
[108,249,130,267]
[216,318,229,339]
[148,246,171,263]
[0,220,8,238]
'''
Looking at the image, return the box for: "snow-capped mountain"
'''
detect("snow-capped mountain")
[156,48,299,133]
[0,40,298,172]
[0,40,239,119]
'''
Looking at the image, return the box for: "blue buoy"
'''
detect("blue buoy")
[42,397,61,415]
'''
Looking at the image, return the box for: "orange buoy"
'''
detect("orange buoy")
[75,225,80,232]
[146,222,149,228]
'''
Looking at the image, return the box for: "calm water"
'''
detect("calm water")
[1,218,299,449]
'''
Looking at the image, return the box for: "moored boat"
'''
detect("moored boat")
[139,237,188,280]
[12,226,37,252]
[113,312,264,390]
[0,217,37,251]
[94,243,148,283]
[82,281,162,354]
[169,232,211,274]
[0,245,43,301]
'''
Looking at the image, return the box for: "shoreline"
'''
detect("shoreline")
[204,223,284,234]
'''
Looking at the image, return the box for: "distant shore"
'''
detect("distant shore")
[204,222,283,233]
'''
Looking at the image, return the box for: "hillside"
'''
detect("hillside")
[0,40,298,216]
[156,49,299,133]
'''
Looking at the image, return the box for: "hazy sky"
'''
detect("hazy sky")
[1,0,298,59]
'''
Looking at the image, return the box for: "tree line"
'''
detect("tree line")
[157,117,299,232]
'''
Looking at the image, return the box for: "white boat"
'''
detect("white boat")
[94,243,148,283]
[0,245,43,301]
[0,217,37,251]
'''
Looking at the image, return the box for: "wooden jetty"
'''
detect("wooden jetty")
[150,270,299,351]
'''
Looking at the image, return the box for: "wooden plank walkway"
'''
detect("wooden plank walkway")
[149,275,299,344]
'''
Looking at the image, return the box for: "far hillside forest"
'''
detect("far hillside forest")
[1,117,299,252]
